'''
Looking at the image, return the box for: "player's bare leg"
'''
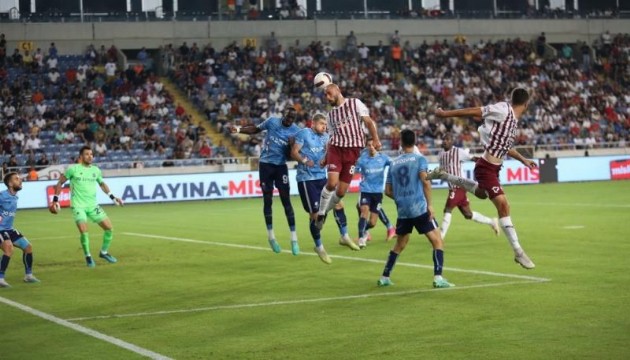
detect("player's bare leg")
[490,195,535,269]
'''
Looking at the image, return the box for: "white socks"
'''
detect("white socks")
[290,231,298,242]
[318,187,342,215]
[445,174,478,194]
[472,211,494,225]
[440,212,452,239]
[499,216,522,253]
[267,229,276,241]
[318,187,334,216]
[328,192,341,212]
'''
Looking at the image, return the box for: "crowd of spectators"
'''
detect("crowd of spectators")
[0,35,230,176]
[0,28,628,177]
[171,30,629,156]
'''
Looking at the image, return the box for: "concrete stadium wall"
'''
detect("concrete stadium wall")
[1,18,628,53]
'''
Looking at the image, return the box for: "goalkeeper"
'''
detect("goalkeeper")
[52,146,124,268]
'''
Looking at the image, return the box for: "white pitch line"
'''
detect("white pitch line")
[562,225,585,230]
[67,280,546,322]
[123,232,550,282]
[0,296,173,360]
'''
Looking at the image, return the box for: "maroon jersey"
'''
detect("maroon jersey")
[438,146,471,189]
[327,98,369,148]
[478,101,518,159]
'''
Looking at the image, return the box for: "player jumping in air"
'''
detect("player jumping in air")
[291,113,356,263]
[436,133,499,240]
[229,106,302,254]
[428,88,536,269]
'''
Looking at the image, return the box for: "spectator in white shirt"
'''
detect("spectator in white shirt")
[105,61,117,77]
[94,140,108,156]
[46,55,58,69]
[12,128,26,146]
[24,134,42,152]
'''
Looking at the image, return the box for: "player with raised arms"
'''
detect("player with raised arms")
[315,83,381,246]
[428,88,536,269]
[437,133,499,240]
[230,106,302,255]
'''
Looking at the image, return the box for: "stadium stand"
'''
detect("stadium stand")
[170,33,629,156]
[0,36,239,175]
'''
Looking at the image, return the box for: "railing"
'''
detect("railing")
[2,9,628,23]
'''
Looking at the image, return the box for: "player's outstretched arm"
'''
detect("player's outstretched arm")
[361,116,381,151]
[507,148,537,169]
[99,182,124,206]
[435,107,482,119]
[228,124,262,135]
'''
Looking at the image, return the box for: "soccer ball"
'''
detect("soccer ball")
[313,72,333,90]
[49,202,60,215]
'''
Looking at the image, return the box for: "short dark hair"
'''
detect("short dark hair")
[511,88,530,106]
[400,129,416,148]
[3,172,17,187]
[79,146,92,155]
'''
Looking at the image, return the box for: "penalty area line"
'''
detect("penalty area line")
[123,232,551,282]
[67,280,546,322]
[0,295,173,360]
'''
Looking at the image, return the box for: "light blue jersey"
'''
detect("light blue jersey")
[294,128,329,182]
[386,153,428,219]
[257,117,301,165]
[0,190,18,230]
[356,151,390,193]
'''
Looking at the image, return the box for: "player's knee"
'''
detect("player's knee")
[463,212,473,220]
[2,243,14,256]
[24,244,33,253]
[498,202,510,217]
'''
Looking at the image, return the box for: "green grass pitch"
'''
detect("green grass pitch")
[1,181,629,359]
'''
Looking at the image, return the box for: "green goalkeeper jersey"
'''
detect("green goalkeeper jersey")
[65,164,104,208]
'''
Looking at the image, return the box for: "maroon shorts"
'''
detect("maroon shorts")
[474,157,504,199]
[326,145,362,184]
[445,187,469,209]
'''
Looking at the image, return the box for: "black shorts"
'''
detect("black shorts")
[298,179,327,214]
[396,213,438,236]
[259,162,290,193]
[358,192,383,213]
